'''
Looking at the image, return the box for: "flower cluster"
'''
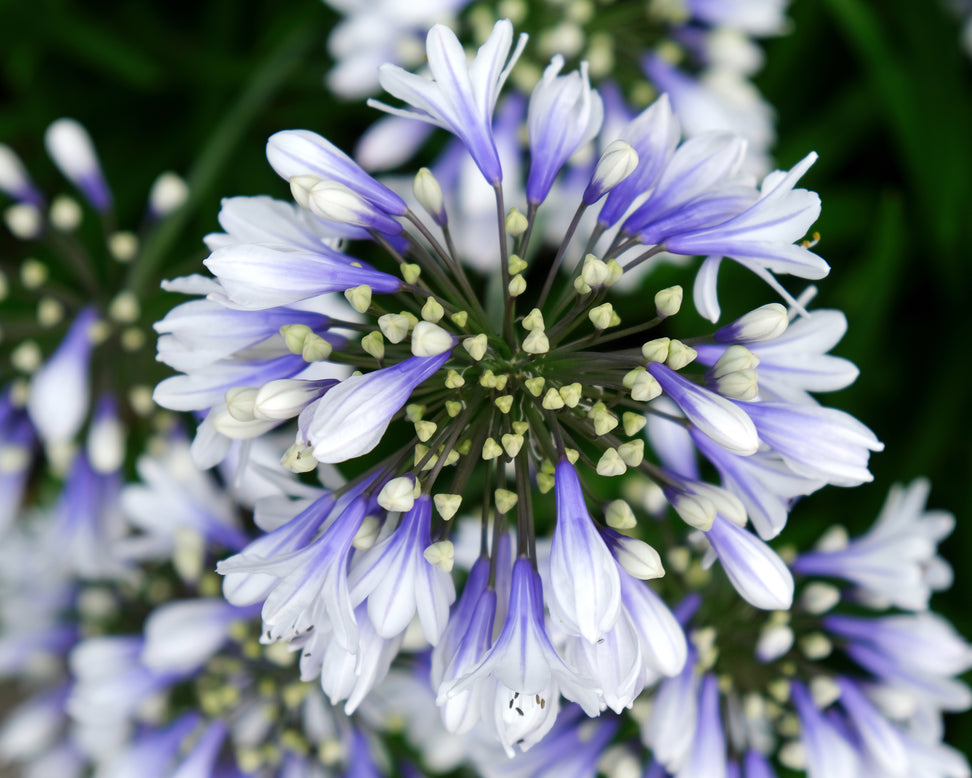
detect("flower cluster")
[1,6,969,778]
[0,119,187,482]
[151,18,888,755]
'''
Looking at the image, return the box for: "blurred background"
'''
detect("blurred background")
[1,0,970,753]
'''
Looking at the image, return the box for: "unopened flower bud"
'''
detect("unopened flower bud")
[505,207,529,236]
[581,254,611,287]
[712,345,759,377]
[421,296,444,323]
[584,139,639,203]
[378,313,411,344]
[307,179,374,227]
[596,448,627,476]
[433,493,462,520]
[713,368,758,401]
[301,333,333,362]
[413,167,445,223]
[289,174,321,209]
[49,195,82,232]
[665,340,697,370]
[253,379,329,421]
[361,330,385,360]
[225,386,258,422]
[605,499,637,529]
[149,172,189,217]
[671,492,716,531]
[5,203,42,239]
[494,488,518,514]
[424,540,455,572]
[715,303,788,343]
[522,328,549,354]
[353,515,381,549]
[588,302,618,330]
[756,623,794,662]
[642,337,670,363]
[86,401,124,473]
[411,321,455,356]
[800,582,841,614]
[522,308,545,331]
[612,536,664,579]
[654,285,683,318]
[377,476,416,512]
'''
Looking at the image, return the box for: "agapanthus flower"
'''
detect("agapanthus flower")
[634,479,971,778]
[0,119,189,491]
[152,17,885,754]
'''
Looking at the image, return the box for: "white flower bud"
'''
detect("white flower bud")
[642,337,670,363]
[810,676,842,708]
[433,493,462,521]
[423,540,455,572]
[505,207,528,236]
[224,387,258,422]
[665,340,697,370]
[581,254,611,287]
[717,303,788,343]
[377,476,416,512]
[596,448,626,476]
[86,410,125,474]
[0,144,30,198]
[108,290,140,324]
[378,313,411,344]
[411,321,455,356]
[49,195,82,232]
[45,119,102,193]
[713,369,759,401]
[4,203,42,239]
[800,582,841,614]
[413,167,444,221]
[421,297,444,323]
[629,370,662,402]
[756,623,794,662]
[588,139,639,200]
[612,536,664,579]
[522,328,550,354]
[522,308,545,331]
[654,285,683,318]
[605,499,636,530]
[353,515,381,549]
[149,172,189,216]
[711,345,759,377]
[108,231,138,262]
[307,179,373,226]
[462,334,488,361]
[800,633,833,660]
[253,379,323,421]
[289,174,321,209]
[670,492,716,531]
[344,284,372,314]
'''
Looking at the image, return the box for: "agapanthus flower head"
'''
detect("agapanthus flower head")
[151,16,886,754]
[634,478,971,778]
[1,118,189,494]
